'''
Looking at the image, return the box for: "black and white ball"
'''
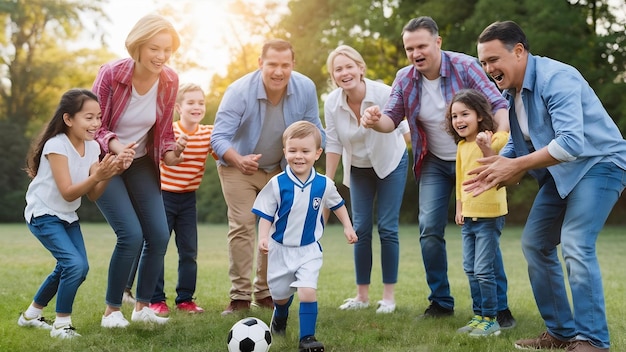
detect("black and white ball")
[227,317,272,352]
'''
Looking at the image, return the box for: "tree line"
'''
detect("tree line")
[1,0,626,223]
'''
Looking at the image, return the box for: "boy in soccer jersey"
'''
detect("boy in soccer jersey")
[252,121,358,352]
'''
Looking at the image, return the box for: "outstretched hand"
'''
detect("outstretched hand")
[360,105,381,128]
[462,155,524,196]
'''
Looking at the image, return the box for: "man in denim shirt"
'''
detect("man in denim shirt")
[468,21,626,352]
[211,39,324,315]
[361,16,515,326]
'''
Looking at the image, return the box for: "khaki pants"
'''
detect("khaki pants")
[217,165,280,301]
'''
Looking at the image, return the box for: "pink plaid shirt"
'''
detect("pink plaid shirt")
[383,51,507,180]
[92,58,179,169]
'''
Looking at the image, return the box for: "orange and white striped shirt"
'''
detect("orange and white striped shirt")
[160,121,218,193]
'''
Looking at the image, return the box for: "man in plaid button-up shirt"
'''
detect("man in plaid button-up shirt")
[361,16,514,325]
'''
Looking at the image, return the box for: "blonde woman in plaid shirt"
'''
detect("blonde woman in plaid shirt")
[92,14,185,328]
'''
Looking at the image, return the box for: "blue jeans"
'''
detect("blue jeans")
[152,191,199,304]
[27,215,89,314]
[462,216,505,318]
[350,151,408,285]
[418,153,509,311]
[96,155,170,307]
[522,163,626,349]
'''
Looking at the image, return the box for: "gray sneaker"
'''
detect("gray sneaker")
[469,317,501,337]
[456,315,482,334]
[17,313,52,330]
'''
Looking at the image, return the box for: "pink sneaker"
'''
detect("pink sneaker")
[176,301,204,313]
[149,301,170,315]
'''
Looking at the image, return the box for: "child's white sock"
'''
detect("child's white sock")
[53,315,72,328]
[24,304,43,319]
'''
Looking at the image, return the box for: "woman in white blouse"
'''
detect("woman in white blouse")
[324,45,410,314]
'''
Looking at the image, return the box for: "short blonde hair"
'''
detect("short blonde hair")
[125,14,181,61]
[326,45,367,88]
[282,121,322,149]
[176,83,204,104]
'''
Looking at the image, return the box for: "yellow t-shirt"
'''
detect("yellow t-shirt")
[455,131,509,218]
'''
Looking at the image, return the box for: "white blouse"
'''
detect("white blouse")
[324,78,408,188]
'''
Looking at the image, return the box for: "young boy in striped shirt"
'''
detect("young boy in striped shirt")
[150,83,218,314]
[252,121,358,352]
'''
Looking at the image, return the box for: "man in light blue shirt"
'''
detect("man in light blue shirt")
[468,20,626,351]
[211,39,324,316]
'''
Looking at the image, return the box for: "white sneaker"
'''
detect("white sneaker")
[50,324,81,339]
[338,298,369,310]
[17,313,52,330]
[131,307,169,324]
[122,289,136,305]
[376,300,396,314]
[101,311,129,328]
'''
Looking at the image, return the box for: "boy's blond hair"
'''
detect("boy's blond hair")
[176,83,205,104]
[282,121,322,148]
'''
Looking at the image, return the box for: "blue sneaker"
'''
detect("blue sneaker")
[469,316,501,337]
[456,315,482,334]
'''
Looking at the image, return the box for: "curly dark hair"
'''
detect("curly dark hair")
[445,89,498,144]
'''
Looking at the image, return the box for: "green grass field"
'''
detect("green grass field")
[1,223,625,351]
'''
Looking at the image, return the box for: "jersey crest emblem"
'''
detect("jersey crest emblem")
[312,197,322,210]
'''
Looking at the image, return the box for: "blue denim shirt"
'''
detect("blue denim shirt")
[501,54,626,197]
[211,70,323,168]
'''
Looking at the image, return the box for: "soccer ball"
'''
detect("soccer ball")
[227,317,272,352]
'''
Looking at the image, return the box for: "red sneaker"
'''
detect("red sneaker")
[149,301,170,315]
[176,301,205,313]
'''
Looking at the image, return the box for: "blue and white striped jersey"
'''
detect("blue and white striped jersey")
[252,166,345,247]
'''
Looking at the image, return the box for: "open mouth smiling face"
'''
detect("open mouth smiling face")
[455,124,468,132]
